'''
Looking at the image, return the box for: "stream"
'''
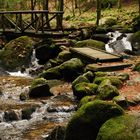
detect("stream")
[0,31,134,140]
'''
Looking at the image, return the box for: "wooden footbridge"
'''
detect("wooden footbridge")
[0,0,64,38]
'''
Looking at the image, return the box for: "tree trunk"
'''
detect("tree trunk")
[139,0,140,15]
[96,0,101,26]
[75,0,78,9]
[118,0,122,9]
[56,0,64,30]
[44,0,50,28]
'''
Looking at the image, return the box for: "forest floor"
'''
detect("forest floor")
[63,1,139,29]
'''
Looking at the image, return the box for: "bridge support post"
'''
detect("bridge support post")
[56,0,63,30]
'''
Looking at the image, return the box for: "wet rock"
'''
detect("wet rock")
[46,125,66,140]
[97,79,119,100]
[113,95,129,108]
[65,100,124,140]
[97,115,140,140]
[22,106,36,120]
[0,36,34,70]
[57,50,72,62]
[82,71,94,82]
[29,78,53,98]
[35,43,60,64]
[75,39,105,50]
[0,67,9,76]
[94,76,123,88]
[39,66,62,80]
[73,82,98,100]
[59,58,84,81]
[78,95,96,107]
[129,30,140,51]
[72,75,90,88]
[4,110,19,122]
[92,34,110,43]
[20,92,29,101]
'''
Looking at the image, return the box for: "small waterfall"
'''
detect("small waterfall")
[105,31,132,54]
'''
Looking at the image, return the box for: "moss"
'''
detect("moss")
[0,36,34,70]
[30,78,48,89]
[95,71,108,77]
[39,66,62,80]
[73,82,98,100]
[133,62,140,72]
[129,31,140,50]
[117,73,129,81]
[59,58,84,81]
[104,18,117,27]
[75,39,105,50]
[57,50,72,62]
[65,100,124,140]
[94,76,123,88]
[79,96,96,107]
[72,75,90,88]
[83,71,94,82]
[97,79,119,100]
[96,115,137,140]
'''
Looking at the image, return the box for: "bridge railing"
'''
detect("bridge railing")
[0,10,64,33]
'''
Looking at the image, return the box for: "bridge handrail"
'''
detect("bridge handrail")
[0,10,64,14]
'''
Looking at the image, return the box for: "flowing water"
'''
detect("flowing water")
[0,49,75,140]
[105,31,132,54]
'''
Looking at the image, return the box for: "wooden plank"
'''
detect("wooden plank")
[70,47,122,63]
[86,63,132,72]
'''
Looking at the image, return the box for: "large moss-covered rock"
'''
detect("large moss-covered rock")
[97,79,119,100]
[39,66,62,80]
[83,71,94,82]
[94,76,123,88]
[29,78,53,98]
[64,100,124,140]
[129,31,140,50]
[75,39,105,50]
[96,115,140,140]
[0,36,34,70]
[59,58,84,81]
[73,82,98,100]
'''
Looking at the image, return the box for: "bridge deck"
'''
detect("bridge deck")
[70,47,122,63]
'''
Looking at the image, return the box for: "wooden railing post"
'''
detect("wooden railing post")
[2,14,5,32]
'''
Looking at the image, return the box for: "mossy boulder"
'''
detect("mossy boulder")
[97,79,119,100]
[113,95,129,108]
[64,100,124,140]
[39,66,62,80]
[29,78,53,98]
[59,58,84,81]
[83,71,94,82]
[78,95,96,107]
[73,82,98,100]
[96,115,140,140]
[72,75,90,88]
[75,39,105,50]
[57,50,72,62]
[94,76,123,88]
[129,31,140,50]
[133,61,140,72]
[0,36,34,70]
[117,73,129,81]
